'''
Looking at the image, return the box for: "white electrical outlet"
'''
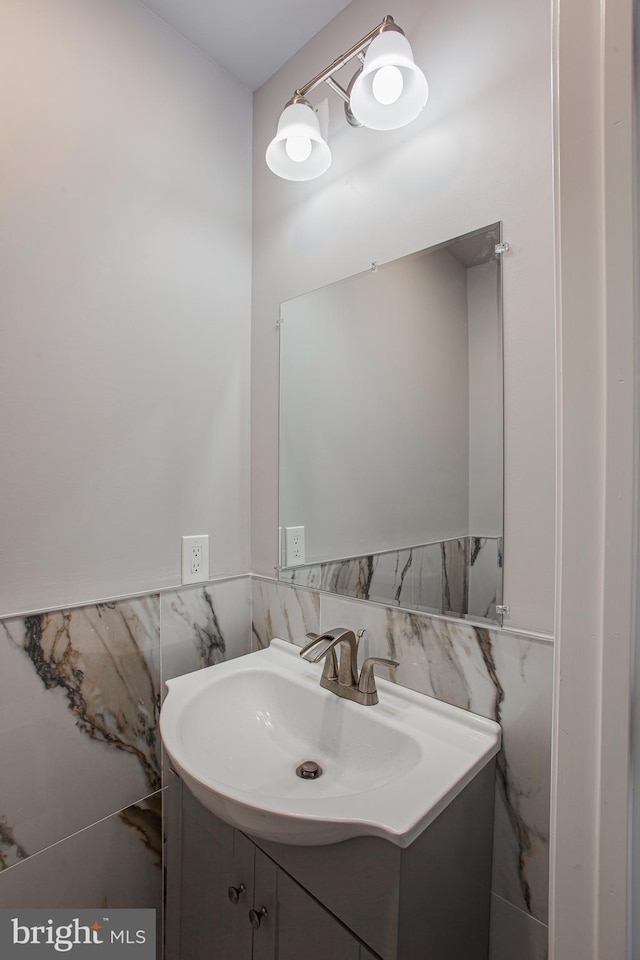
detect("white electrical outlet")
[181,535,209,585]
[285,526,305,566]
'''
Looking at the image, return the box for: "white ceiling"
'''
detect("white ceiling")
[138,0,354,92]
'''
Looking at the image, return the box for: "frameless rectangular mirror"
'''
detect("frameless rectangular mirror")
[278,223,504,625]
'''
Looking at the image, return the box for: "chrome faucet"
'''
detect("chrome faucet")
[300,627,398,706]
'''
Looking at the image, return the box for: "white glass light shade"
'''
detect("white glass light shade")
[349,31,428,131]
[265,102,331,181]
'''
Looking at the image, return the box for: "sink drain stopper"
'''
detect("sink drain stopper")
[296,760,323,780]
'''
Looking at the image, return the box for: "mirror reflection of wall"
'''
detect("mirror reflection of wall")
[279,224,504,624]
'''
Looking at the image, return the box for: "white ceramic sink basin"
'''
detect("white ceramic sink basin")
[160,638,501,848]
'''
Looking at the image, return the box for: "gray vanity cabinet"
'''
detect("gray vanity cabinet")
[166,771,377,960]
[167,759,495,960]
[166,770,255,960]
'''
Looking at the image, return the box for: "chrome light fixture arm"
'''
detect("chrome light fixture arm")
[289,14,403,125]
[265,14,428,181]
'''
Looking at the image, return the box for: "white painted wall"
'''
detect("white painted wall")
[279,247,470,563]
[0,0,253,616]
[252,0,555,634]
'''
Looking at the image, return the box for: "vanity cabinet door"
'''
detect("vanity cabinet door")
[174,781,255,960]
[253,850,379,960]
[169,780,381,960]
[250,848,277,960]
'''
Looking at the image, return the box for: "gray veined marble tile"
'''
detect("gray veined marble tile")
[251,579,320,650]
[488,631,552,924]
[205,577,252,660]
[0,793,163,918]
[118,793,163,869]
[279,535,499,622]
[280,558,370,596]
[317,593,552,926]
[160,577,251,687]
[283,549,421,609]
[320,557,373,600]
[279,563,319,589]
[0,595,161,868]
[489,894,548,960]
[442,538,469,615]
[0,816,28,870]
[366,549,415,607]
[412,541,442,613]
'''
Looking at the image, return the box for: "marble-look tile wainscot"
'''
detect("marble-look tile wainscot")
[489,895,549,960]
[0,597,162,865]
[0,577,253,959]
[0,795,163,909]
[280,535,502,622]
[0,573,548,960]
[160,578,251,688]
[252,577,551,960]
[251,577,320,651]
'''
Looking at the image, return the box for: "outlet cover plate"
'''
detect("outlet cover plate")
[181,535,209,585]
[285,526,305,566]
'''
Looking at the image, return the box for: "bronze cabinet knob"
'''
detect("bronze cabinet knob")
[227,883,246,905]
[248,906,268,929]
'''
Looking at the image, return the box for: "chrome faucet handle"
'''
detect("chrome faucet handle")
[357,657,399,701]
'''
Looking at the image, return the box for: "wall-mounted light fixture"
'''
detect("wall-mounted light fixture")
[265,15,428,181]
